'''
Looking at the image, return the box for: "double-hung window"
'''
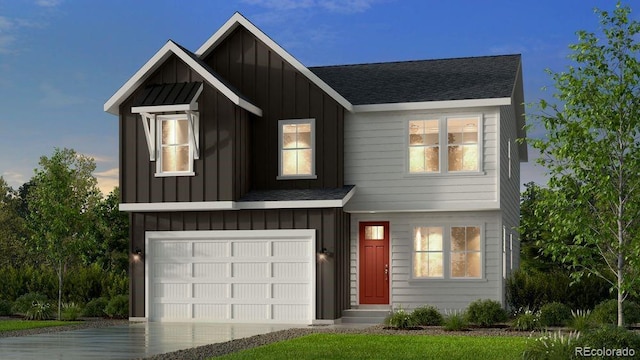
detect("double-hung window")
[278,118,316,179]
[158,115,193,175]
[413,225,482,279]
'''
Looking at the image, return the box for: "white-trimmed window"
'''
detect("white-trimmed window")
[413,224,482,279]
[158,116,192,175]
[408,115,481,174]
[278,119,316,179]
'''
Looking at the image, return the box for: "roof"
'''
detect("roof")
[309,54,521,105]
[132,82,202,108]
[239,185,355,202]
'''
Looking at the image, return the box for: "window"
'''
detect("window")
[447,118,478,172]
[413,225,482,279]
[155,114,198,176]
[278,119,316,179]
[409,120,439,173]
[450,226,481,278]
[365,225,385,240]
[413,227,443,278]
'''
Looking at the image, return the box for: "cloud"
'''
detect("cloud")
[1,171,27,188]
[94,167,119,196]
[39,82,85,107]
[36,0,62,7]
[243,0,377,13]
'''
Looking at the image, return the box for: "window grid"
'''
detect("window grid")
[278,119,315,178]
[408,120,439,173]
[450,226,481,278]
[160,118,191,173]
[413,226,444,278]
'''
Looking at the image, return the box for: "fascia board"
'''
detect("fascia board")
[352,98,512,113]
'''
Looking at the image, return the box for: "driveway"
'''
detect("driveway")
[0,322,301,359]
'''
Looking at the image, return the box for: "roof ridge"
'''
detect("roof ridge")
[309,53,521,69]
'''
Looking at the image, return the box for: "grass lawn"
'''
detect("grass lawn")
[214,333,529,360]
[0,320,77,332]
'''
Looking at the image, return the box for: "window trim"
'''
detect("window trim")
[405,114,484,176]
[411,223,484,280]
[155,114,197,177]
[277,118,317,180]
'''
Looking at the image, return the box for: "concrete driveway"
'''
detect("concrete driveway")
[0,322,301,359]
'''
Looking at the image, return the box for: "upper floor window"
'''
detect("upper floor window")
[278,119,316,179]
[408,116,481,174]
[158,116,193,175]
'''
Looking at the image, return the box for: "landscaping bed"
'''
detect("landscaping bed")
[0,317,128,338]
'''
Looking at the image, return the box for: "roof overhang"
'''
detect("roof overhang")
[196,12,354,112]
[131,82,204,114]
[352,97,512,113]
[104,40,262,117]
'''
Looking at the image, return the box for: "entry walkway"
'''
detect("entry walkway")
[0,322,300,359]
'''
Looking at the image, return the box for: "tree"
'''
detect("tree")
[27,148,101,319]
[530,3,640,326]
[88,187,129,274]
[0,177,28,267]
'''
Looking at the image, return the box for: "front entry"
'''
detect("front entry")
[359,222,390,304]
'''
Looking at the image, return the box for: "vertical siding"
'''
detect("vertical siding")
[499,105,521,272]
[349,211,502,311]
[203,26,345,190]
[129,208,350,320]
[343,108,500,212]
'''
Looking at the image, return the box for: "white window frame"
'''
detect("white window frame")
[406,114,483,176]
[411,223,484,280]
[277,118,317,180]
[154,113,199,177]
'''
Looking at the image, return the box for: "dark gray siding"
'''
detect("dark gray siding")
[119,54,252,203]
[129,208,351,320]
[203,26,345,190]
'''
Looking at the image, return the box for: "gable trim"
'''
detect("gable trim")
[352,98,512,113]
[195,12,353,112]
[104,40,263,116]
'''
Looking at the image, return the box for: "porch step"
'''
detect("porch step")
[341,308,391,324]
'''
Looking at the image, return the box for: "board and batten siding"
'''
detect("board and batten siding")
[350,211,502,311]
[343,108,499,212]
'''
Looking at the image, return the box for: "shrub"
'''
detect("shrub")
[61,302,82,321]
[0,299,12,316]
[83,297,109,317]
[591,299,640,326]
[569,309,594,332]
[410,305,443,326]
[539,302,572,327]
[522,331,580,360]
[25,300,53,320]
[443,310,468,331]
[384,307,413,329]
[12,292,48,315]
[465,299,507,327]
[514,308,541,331]
[105,295,128,319]
[575,326,640,355]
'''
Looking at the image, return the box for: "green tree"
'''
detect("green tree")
[529,3,640,326]
[27,148,101,319]
[0,177,28,267]
[89,187,129,274]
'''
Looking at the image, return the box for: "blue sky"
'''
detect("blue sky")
[0,0,636,194]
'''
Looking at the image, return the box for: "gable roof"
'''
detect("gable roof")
[195,12,354,112]
[104,40,262,116]
[309,54,521,109]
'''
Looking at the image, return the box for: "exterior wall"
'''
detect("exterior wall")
[350,211,502,311]
[343,107,499,212]
[203,26,345,190]
[129,208,350,320]
[119,54,252,203]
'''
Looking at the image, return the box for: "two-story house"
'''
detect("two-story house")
[104,12,526,324]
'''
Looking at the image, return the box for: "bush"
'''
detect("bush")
[575,326,640,355]
[539,302,572,327]
[522,331,580,360]
[514,308,541,331]
[61,302,82,321]
[569,309,594,332]
[410,305,443,326]
[12,292,48,315]
[84,297,109,317]
[25,300,53,320]
[443,310,468,331]
[465,299,507,327]
[105,295,128,319]
[384,307,413,329]
[0,299,12,316]
[591,299,640,326]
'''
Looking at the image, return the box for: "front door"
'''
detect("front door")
[359,222,390,304]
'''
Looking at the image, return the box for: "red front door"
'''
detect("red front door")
[359,222,390,304]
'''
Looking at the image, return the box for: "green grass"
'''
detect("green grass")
[214,333,529,360]
[0,320,77,332]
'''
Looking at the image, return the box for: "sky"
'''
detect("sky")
[0,0,637,195]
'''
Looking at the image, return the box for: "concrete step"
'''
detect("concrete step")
[341,308,390,324]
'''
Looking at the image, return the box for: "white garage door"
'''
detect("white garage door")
[145,230,316,323]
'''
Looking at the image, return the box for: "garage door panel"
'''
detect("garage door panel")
[193,263,228,277]
[231,263,268,278]
[156,303,189,319]
[154,263,189,278]
[273,305,308,320]
[193,242,228,257]
[272,241,308,257]
[156,242,190,257]
[193,304,227,318]
[272,262,309,278]
[232,304,267,320]
[193,283,228,298]
[272,284,308,300]
[154,283,189,299]
[232,283,267,299]
[232,241,269,257]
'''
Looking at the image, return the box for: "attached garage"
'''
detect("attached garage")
[145,229,316,323]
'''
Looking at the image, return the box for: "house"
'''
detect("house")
[104,12,526,324]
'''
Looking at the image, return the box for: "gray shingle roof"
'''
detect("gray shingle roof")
[309,54,521,105]
[239,185,355,202]
[132,82,202,107]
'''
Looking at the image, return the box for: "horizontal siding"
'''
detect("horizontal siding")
[349,212,502,311]
[344,108,499,212]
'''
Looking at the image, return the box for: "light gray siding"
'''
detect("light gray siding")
[350,211,502,311]
[499,105,521,275]
[344,108,500,212]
